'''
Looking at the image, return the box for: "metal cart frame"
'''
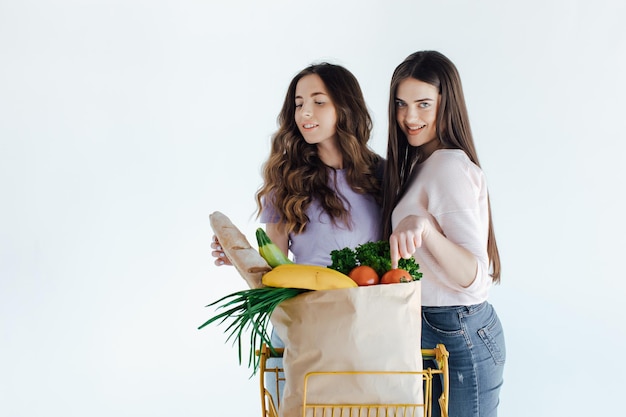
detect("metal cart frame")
[258,343,449,417]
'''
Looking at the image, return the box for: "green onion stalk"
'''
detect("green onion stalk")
[198,287,308,374]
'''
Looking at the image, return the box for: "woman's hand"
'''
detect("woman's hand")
[389,214,477,287]
[211,234,232,266]
[389,215,429,269]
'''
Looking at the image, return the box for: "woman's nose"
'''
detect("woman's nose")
[301,103,313,117]
[405,106,419,122]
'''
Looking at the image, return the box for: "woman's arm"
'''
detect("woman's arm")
[390,215,477,287]
[265,222,290,259]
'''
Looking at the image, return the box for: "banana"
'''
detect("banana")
[262,264,357,290]
[256,228,293,268]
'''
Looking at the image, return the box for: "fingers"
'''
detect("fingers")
[211,235,232,266]
[389,216,425,269]
[391,233,417,266]
[389,235,400,269]
[212,250,232,266]
[402,234,418,259]
[213,256,231,266]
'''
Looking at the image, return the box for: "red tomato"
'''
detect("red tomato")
[348,265,380,286]
[380,268,412,284]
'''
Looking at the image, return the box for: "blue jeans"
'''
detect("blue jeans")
[422,302,506,417]
[265,329,285,411]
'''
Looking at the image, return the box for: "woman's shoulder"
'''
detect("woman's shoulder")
[341,153,385,184]
[428,148,469,163]
[425,149,480,173]
[422,149,485,189]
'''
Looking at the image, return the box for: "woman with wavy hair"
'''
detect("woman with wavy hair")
[254,62,383,265]
[382,50,505,417]
[212,62,384,410]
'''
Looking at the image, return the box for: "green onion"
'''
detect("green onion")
[198,287,308,374]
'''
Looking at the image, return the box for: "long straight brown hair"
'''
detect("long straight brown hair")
[380,51,501,283]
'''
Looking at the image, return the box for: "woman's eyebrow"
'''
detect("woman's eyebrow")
[295,92,327,99]
[395,97,434,102]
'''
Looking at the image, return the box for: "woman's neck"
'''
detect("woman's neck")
[317,139,343,169]
[419,138,443,161]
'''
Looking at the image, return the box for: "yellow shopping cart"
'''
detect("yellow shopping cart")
[257,343,449,417]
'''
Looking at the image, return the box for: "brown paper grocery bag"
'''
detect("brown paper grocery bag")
[271,281,422,417]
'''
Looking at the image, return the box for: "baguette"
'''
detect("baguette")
[209,211,271,289]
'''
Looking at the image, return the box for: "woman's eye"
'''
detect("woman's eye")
[295,103,303,108]
[395,100,406,108]
[315,101,325,105]
[419,102,431,108]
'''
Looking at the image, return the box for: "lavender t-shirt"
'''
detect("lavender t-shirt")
[260,169,382,267]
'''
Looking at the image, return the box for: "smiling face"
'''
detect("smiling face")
[294,74,338,146]
[395,77,441,157]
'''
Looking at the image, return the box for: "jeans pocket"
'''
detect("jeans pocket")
[422,310,463,336]
[477,314,506,365]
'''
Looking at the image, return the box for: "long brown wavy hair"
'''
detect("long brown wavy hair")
[380,51,501,282]
[256,63,382,235]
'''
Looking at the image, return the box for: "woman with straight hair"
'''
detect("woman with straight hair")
[382,50,506,417]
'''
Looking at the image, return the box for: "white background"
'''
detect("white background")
[1,1,624,416]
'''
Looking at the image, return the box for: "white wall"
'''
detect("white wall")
[1,1,624,416]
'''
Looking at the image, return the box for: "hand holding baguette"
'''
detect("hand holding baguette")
[211,235,232,266]
[209,211,271,289]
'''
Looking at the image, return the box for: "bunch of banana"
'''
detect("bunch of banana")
[255,228,356,290]
[262,264,356,290]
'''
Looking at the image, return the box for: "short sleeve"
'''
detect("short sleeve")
[259,195,281,224]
